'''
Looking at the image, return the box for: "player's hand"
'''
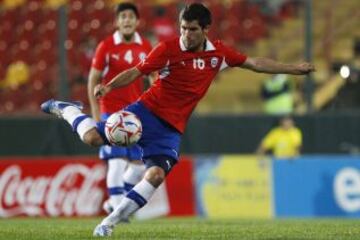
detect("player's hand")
[94,84,111,98]
[296,62,315,74]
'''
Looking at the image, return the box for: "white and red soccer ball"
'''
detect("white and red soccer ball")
[105,111,142,146]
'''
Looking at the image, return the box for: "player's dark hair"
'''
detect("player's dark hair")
[180,3,212,29]
[116,2,139,18]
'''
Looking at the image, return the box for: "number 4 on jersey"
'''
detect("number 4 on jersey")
[124,50,133,64]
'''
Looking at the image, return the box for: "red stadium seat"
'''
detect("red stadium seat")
[1,20,15,46]
[1,8,18,22]
[0,65,5,80]
[70,83,89,107]
[69,0,85,21]
[28,85,54,107]
[1,88,27,113]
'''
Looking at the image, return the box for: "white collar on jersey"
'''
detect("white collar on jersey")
[113,31,143,45]
[179,36,216,52]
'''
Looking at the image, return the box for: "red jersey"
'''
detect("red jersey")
[92,31,152,113]
[136,37,247,133]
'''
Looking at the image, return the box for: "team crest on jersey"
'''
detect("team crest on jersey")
[211,57,218,68]
[139,52,146,60]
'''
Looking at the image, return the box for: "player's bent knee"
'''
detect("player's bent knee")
[83,129,104,147]
[144,166,165,188]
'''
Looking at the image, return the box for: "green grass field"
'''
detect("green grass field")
[0,217,359,240]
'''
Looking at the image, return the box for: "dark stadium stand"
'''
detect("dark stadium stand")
[0,0,297,114]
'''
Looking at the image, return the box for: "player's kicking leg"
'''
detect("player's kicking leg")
[123,162,146,193]
[41,99,105,147]
[93,156,176,237]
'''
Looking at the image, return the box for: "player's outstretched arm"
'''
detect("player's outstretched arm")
[94,67,142,98]
[240,57,315,75]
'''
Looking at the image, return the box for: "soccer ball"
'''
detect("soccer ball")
[105,111,142,147]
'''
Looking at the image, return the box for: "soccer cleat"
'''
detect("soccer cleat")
[93,224,114,237]
[41,99,83,118]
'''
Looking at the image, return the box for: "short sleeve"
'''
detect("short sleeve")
[136,42,168,75]
[262,129,277,150]
[218,41,247,70]
[91,41,107,71]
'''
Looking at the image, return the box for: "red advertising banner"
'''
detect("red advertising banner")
[0,156,195,218]
[0,157,106,217]
[166,156,196,216]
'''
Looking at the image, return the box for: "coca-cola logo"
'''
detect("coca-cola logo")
[0,163,106,217]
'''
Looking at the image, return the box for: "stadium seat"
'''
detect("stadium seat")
[1,88,27,113]
[1,8,18,23]
[0,0,306,115]
[70,83,89,109]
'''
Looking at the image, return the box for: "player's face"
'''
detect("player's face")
[180,20,208,52]
[281,117,294,130]
[116,9,139,37]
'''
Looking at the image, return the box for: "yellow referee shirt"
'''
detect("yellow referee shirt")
[261,126,302,158]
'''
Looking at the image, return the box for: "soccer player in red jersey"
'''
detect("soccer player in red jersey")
[41,3,314,236]
[87,3,154,214]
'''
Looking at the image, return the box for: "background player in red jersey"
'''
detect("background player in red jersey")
[87,3,155,214]
[41,3,314,236]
